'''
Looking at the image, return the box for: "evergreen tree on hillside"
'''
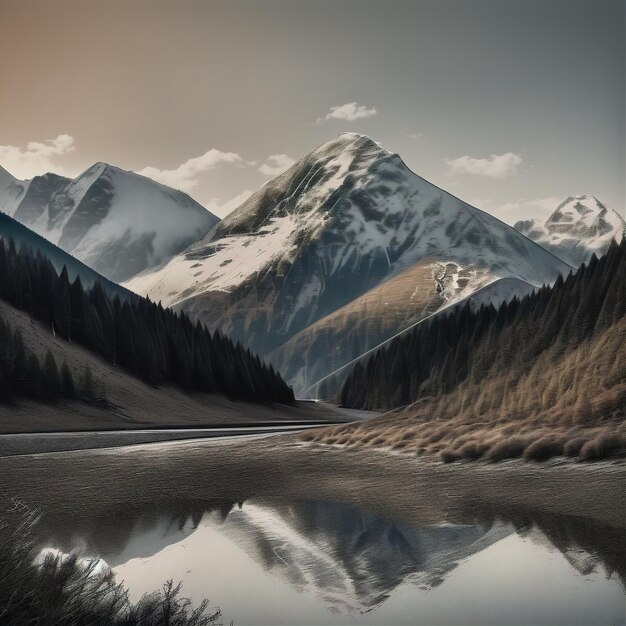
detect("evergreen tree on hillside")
[0,235,294,405]
[341,238,626,410]
[42,351,61,401]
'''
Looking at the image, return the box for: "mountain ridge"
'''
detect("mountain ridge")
[0,162,219,282]
[126,133,571,395]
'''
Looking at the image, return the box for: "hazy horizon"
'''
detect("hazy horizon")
[1,0,624,225]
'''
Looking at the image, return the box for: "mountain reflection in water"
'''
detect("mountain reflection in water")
[35,497,625,622]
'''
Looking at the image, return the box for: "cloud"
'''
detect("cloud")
[0,134,75,179]
[408,132,423,139]
[446,152,523,179]
[206,189,254,218]
[258,154,295,176]
[317,102,378,123]
[138,149,242,191]
[485,196,561,225]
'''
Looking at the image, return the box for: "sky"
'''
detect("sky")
[0,0,624,224]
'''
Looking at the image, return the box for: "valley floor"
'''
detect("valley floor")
[0,398,354,433]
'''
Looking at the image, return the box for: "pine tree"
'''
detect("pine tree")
[60,362,77,399]
[42,350,61,401]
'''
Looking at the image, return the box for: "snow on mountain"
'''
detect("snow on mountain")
[126,133,571,393]
[514,195,625,267]
[1,163,219,282]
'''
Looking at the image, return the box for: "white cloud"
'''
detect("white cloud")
[0,134,75,179]
[258,154,295,176]
[446,152,523,179]
[138,149,242,191]
[317,102,378,123]
[487,196,561,225]
[206,189,254,218]
[408,132,423,139]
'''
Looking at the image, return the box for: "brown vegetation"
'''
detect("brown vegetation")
[301,316,626,462]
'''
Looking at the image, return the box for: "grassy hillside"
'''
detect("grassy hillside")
[0,298,340,432]
[303,239,626,462]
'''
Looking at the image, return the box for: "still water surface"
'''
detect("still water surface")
[38,497,625,625]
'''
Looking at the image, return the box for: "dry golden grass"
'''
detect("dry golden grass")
[301,317,626,463]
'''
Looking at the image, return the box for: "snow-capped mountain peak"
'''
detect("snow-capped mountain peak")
[126,134,571,397]
[514,195,625,267]
[1,162,219,282]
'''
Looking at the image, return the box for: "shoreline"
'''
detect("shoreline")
[0,437,623,531]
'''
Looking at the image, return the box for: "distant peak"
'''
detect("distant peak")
[555,195,603,211]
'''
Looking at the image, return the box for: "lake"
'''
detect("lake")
[1,437,624,625]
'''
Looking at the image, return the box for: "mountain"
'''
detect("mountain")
[514,195,625,267]
[1,163,218,282]
[127,133,570,395]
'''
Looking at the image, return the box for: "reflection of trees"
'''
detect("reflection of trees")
[513,509,624,585]
[23,495,624,613]
[460,503,626,586]
[29,498,237,566]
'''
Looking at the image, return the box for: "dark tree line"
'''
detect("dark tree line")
[0,236,294,404]
[0,318,106,405]
[341,238,626,410]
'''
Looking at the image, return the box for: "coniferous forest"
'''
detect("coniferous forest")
[0,236,294,405]
[341,238,626,411]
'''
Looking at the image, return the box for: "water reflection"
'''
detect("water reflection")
[34,497,625,621]
[215,501,510,611]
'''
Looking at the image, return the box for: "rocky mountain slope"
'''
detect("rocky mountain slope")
[514,195,624,267]
[127,133,571,396]
[0,163,218,282]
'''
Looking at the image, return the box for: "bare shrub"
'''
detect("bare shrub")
[523,436,564,461]
[391,440,410,450]
[426,426,451,444]
[580,433,625,461]
[0,501,221,625]
[487,436,530,462]
[563,436,587,457]
[458,441,488,460]
[440,449,461,463]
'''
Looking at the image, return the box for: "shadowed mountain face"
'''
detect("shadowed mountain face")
[126,134,569,396]
[515,195,625,268]
[0,164,218,282]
